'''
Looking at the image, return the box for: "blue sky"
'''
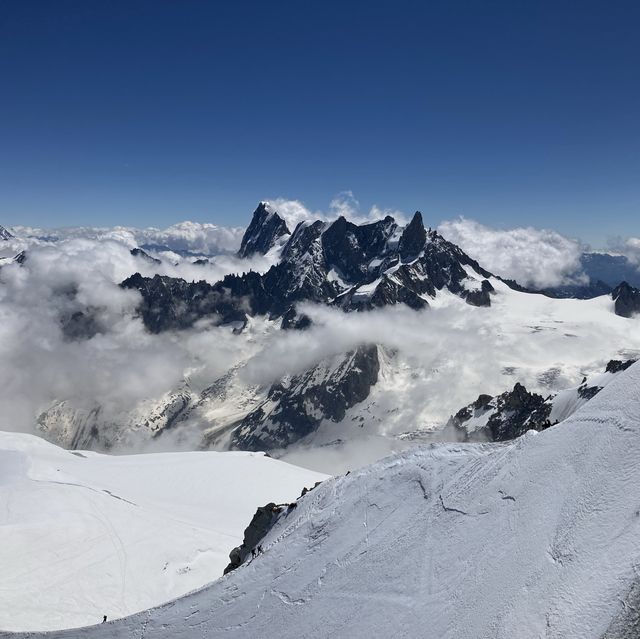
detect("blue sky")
[0,0,638,244]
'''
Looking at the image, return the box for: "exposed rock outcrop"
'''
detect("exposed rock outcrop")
[446,358,638,443]
[121,203,512,334]
[398,211,427,261]
[237,202,290,257]
[446,382,552,442]
[231,345,380,451]
[130,247,161,265]
[612,282,640,318]
[224,502,288,574]
[606,358,637,374]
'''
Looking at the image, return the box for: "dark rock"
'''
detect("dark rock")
[576,384,601,400]
[281,220,326,262]
[130,248,161,265]
[224,502,284,574]
[337,267,430,311]
[398,211,427,261]
[464,279,494,307]
[321,216,397,283]
[281,307,312,330]
[231,345,380,450]
[446,358,638,444]
[238,202,290,258]
[612,282,640,318]
[300,481,323,498]
[119,208,529,333]
[0,225,13,240]
[606,359,637,374]
[446,382,552,442]
[474,394,493,410]
[120,273,254,332]
[488,383,552,440]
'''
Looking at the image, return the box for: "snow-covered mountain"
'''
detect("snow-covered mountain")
[14,360,640,638]
[29,203,640,471]
[0,225,13,241]
[122,207,505,330]
[0,431,325,631]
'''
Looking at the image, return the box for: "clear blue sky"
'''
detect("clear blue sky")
[0,0,638,243]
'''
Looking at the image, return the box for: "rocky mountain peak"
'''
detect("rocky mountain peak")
[398,211,427,261]
[281,220,326,263]
[612,281,640,318]
[130,247,161,265]
[321,215,397,283]
[230,344,380,451]
[238,202,291,258]
[0,225,14,240]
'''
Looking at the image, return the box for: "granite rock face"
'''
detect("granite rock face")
[612,282,640,318]
[122,204,511,334]
[237,202,290,258]
[445,382,552,443]
[231,345,380,451]
[446,358,638,443]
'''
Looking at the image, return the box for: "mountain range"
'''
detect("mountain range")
[19,203,639,471]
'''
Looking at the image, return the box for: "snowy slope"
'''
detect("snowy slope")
[14,360,640,639]
[0,433,325,632]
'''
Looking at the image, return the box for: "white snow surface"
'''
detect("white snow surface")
[12,361,640,638]
[0,433,325,632]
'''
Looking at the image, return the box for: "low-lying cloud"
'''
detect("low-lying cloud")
[8,220,245,257]
[0,235,269,438]
[3,199,640,473]
[438,217,587,289]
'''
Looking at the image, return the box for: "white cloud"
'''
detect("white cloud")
[607,236,640,267]
[7,221,245,256]
[0,235,272,437]
[438,217,587,289]
[4,198,638,469]
[268,193,407,230]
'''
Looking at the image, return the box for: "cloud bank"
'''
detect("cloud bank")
[437,217,587,289]
[8,221,245,257]
[0,234,272,438]
[3,197,639,472]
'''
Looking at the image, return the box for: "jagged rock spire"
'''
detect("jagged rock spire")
[0,225,14,240]
[398,211,427,261]
[238,202,290,258]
